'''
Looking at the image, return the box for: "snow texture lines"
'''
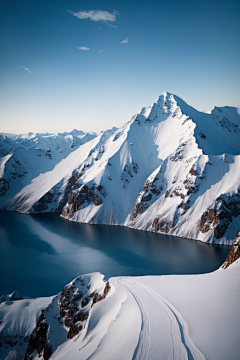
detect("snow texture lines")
[118,278,150,360]
[119,278,205,360]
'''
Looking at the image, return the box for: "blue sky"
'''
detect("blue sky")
[0,0,239,134]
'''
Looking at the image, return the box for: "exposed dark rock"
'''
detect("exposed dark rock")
[24,277,111,358]
[45,150,52,159]
[62,183,107,218]
[113,131,123,141]
[183,178,193,190]
[67,324,83,339]
[170,189,185,199]
[81,297,89,308]
[57,278,111,341]
[152,218,158,232]
[132,176,164,220]
[132,203,143,220]
[165,190,170,198]
[0,333,29,357]
[189,166,198,176]
[24,313,52,360]
[222,233,240,269]
[199,190,240,238]
[199,131,206,139]
[32,192,54,212]
[169,143,185,161]
[73,310,89,324]
[0,178,9,197]
[152,218,174,233]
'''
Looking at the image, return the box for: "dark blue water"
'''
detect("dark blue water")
[0,212,229,297]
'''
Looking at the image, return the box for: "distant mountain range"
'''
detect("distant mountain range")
[1,92,240,244]
[0,129,100,157]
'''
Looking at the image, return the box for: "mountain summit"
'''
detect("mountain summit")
[1,93,240,244]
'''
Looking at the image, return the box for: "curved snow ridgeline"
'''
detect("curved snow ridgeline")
[1,255,240,360]
[1,92,240,244]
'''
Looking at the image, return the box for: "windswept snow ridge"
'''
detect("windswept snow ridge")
[1,93,240,244]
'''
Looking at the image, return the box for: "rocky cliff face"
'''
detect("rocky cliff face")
[199,191,240,240]
[24,274,111,360]
[222,233,240,269]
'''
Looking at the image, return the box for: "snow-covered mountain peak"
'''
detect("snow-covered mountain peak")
[0,290,26,304]
[1,94,240,245]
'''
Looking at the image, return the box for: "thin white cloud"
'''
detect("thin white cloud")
[105,22,117,28]
[99,50,105,53]
[21,66,33,73]
[78,46,90,51]
[68,10,119,24]
[120,37,128,44]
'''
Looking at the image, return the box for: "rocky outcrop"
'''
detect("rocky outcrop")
[24,275,111,359]
[120,162,138,189]
[132,175,163,220]
[24,313,52,360]
[199,190,240,239]
[0,334,29,358]
[222,233,240,269]
[152,218,174,233]
[0,178,9,197]
[189,165,198,176]
[32,192,54,212]
[58,278,110,340]
[62,183,107,219]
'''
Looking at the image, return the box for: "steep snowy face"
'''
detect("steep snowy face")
[60,93,240,243]
[0,127,117,213]
[61,92,200,224]
[0,135,23,157]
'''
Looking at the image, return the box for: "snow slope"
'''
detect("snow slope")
[0,296,52,360]
[0,128,116,212]
[1,250,239,360]
[1,93,240,244]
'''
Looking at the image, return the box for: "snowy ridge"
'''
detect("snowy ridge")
[1,93,240,244]
[0,129,99,158]
[0,128,116,213]
[1,254,239,360]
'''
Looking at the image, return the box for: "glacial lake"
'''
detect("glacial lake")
[0,211,229,297]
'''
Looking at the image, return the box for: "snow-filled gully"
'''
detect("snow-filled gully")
[118,278,206,360]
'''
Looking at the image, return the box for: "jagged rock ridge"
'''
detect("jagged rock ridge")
[24,274,111,360]
[221,232,240,268]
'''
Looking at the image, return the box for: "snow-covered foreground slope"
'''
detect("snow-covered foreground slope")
[1,92,240,244]
[0,246,239,360]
